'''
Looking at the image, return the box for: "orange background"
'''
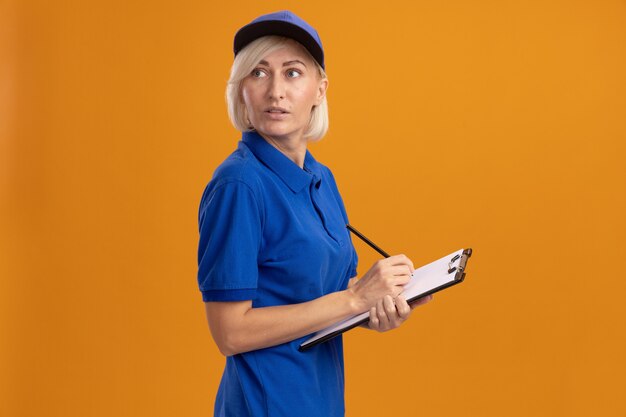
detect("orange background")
[2,1,625,416]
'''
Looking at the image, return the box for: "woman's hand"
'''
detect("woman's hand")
[367,294,433,332]
[346,254,415,312]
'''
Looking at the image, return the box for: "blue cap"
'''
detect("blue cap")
[234,10,325,70]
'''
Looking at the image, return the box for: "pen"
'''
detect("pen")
[346,224,391,258]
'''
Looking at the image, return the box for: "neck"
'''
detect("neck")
[257,132,308,168]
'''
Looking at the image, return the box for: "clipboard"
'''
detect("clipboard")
[298,248,472,352]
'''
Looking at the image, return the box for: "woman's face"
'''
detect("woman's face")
[241,40,327,142]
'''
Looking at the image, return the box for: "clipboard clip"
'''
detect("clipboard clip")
[447,254,460,274]
[448,249,473,275]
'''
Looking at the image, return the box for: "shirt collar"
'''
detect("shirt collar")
[242,131,322,193]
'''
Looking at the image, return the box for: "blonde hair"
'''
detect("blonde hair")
[226,35,329,141]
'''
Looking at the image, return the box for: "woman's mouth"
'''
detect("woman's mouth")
[265,107,289,119]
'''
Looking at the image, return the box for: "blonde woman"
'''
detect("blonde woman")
[197,10,431,417]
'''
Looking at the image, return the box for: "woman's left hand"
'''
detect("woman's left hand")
[367,294,433,332]
[347,277,433,332]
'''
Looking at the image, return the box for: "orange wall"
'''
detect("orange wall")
[2,1,625,416]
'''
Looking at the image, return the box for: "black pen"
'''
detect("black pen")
[346,224,390,258]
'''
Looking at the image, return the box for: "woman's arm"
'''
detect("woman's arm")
[204,254,414,356]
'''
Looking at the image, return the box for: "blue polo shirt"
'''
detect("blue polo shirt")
[197,131,358,417]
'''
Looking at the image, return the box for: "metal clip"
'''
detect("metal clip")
[448,254,461,274]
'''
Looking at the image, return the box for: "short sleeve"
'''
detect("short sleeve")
[197,180,263,302]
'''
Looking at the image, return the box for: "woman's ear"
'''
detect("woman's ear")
[315,78,329,106]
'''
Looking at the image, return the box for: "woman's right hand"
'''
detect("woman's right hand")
[347,254,415,312]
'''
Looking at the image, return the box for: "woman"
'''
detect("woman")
[197,10,432,417]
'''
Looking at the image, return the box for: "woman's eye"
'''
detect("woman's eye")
[252,69,267,78]
[286,69,301,78]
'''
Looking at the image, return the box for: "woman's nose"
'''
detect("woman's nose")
[268,75,285,100]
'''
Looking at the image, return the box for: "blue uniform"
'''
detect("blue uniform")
[197,131,358,417]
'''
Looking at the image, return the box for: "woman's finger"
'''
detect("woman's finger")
[368,306,379,330]
[388,264,414,277]
[383,295,401,328]
[385,254,415,272]
[395,295,411,320]
[376,298,390,330]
